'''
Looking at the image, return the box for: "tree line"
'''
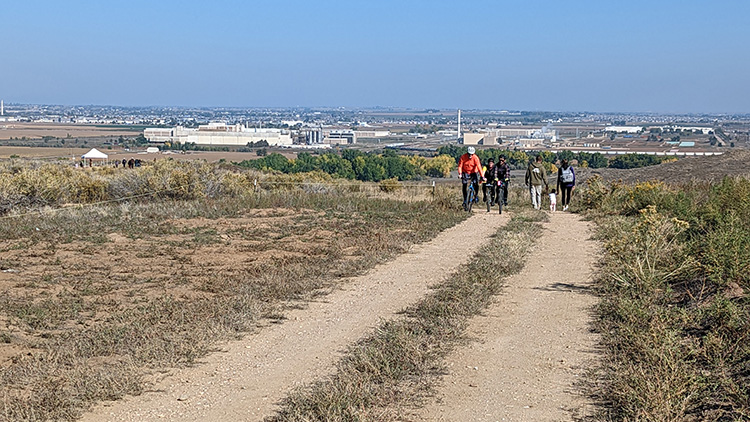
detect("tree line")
[437,146,673,170]
[435,145,611,169]
[237,147,673,182]
[237,150,455,182]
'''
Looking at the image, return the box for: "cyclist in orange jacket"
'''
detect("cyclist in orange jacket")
[457,146,483,208]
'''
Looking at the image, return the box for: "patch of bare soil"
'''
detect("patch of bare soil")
[79,211,508,422]
[0,210,333,361]
[417,212,600,421]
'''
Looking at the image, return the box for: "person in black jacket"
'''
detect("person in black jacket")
[556,159,576,211]
[496,155,511,207]
[482,158,498,204]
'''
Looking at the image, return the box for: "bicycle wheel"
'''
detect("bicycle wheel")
[467,188,474,212]
[486,189,491,212]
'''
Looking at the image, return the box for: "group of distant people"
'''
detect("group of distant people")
[114,158,140,169]
[525,155,576,212]
[76,157,141,169]
[457,147,576,212]
[457,146,511,211]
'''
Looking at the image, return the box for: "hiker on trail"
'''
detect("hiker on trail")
[496,155,511,207]
[457,146,483,209]
[525,155,548,210]
[549,189,557,212]
[556,159,576,211]
[482,157,498,204]
[128,158,135,169]
[122,158,127,168]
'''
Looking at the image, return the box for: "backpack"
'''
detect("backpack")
[561,167,574,183]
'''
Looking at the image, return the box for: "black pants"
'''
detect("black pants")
[560,185,573,206]
[500,180,509,205]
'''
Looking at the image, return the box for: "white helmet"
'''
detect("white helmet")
[467,146,475,155]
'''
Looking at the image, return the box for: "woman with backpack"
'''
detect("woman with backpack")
[556,159,576,211]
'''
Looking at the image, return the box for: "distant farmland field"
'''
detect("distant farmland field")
[0,122,142,140]
[0,146,297,162]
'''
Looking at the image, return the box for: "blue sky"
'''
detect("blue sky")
[2,0,749,113]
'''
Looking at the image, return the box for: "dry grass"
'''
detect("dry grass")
[581,176,750,421]
[0,162,469,421]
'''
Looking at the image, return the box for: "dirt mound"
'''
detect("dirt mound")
[578,150,750,185]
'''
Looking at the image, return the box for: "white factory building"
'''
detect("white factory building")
[605,126,644,133]
[462,127,557,146]
[144,123,293,146]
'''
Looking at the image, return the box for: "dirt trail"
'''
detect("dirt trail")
[417,212,600,422]
[81,211,508,422]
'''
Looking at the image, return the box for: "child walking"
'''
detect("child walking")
[549,189,557,212]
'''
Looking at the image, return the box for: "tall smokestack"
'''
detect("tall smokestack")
[457,109,461,141]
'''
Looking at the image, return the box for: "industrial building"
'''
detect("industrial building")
[354,130,390,138]
[305,129,322,144]
[605,126,644,133]
[461,126,557,146]
[144,123,293,146]
[324,130,357,145]
[462,133,497,145]
[302,129,358,145]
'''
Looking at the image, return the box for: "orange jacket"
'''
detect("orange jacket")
[457,153,482,175]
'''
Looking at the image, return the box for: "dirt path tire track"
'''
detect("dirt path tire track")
[81,211,508,422]
[417,212,600,422]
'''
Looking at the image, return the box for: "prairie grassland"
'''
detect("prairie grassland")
[579,176,750,421]
[270,210,546,421]
[0,159,467,421]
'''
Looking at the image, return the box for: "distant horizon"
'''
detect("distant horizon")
[4,101,750,117]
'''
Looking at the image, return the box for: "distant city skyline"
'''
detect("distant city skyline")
[2,0,749,114]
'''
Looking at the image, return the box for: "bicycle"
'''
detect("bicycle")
[467,182,477,212]
[462,174,479,212]
[486,179,504,214]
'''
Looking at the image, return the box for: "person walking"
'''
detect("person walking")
[496,155,511,207]
[549,189,557,212]
[524,155,548,210]
[556,159,576,211]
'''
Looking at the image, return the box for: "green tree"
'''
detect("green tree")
[556,150,575,163]
[359,156,386,181]
[293,152,318,173]
[319,153,355,179]
[425,155,454,177]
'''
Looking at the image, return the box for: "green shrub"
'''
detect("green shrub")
[583,175,750,420]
